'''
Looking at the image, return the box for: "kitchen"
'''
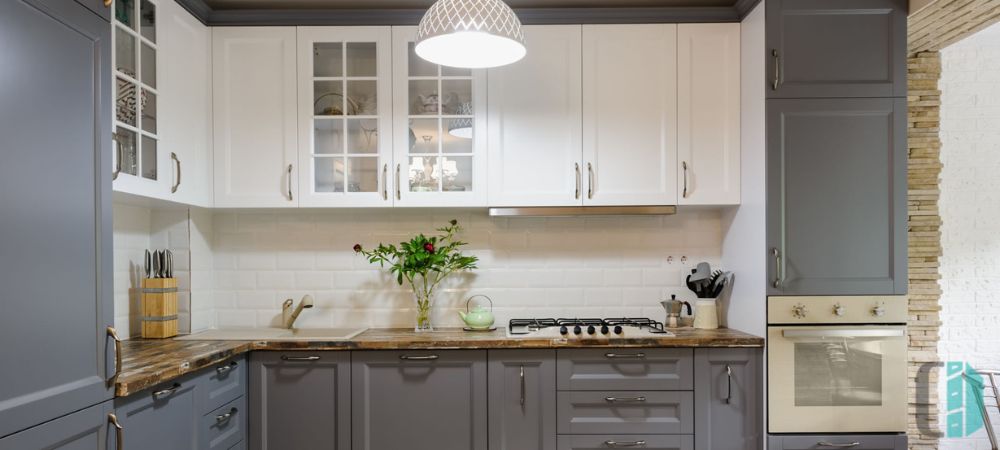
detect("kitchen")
[0,0,910,449]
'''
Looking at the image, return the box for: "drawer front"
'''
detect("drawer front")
[557,391,693,435]
[768,434,907,450]
[557,349,693,391]
[202,396,247,450]
[199,356,247,414]
[228,440,246,450]
[558,435,693,450]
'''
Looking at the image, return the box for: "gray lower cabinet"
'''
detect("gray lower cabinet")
[557,391,694,435]
[114,377,201,450]
[488,350,557,450]
[558,435,694,450]
[765,0,906,98]
[0,401,112,450]
[249,352,350,450]
[202,396,247,450]
[556,349,693,391]
[766,98,907,296]
[767,434,907,450]
[694,349,762,450]
[0,0,113,439]
[353,350,488,450]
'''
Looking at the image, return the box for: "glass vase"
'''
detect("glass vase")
[414,292,434,332]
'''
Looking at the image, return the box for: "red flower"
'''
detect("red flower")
[424,243,435,253]
[353,244,362,253]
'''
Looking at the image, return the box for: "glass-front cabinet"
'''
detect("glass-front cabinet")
[297,27,392,207]
[391,27,487,207]
[112,0,162,195]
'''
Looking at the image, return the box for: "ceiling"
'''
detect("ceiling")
[203,0,737,10]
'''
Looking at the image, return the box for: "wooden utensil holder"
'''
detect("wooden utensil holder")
[140,278,178,339]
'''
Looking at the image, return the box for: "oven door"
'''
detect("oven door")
[768,325,907,433]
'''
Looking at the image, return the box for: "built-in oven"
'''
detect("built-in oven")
[767,296,908,434]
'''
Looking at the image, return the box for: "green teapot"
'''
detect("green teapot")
[459,295,495,330]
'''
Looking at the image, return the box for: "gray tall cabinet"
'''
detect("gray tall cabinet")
[765,0,909,296]
[0,0,115,445]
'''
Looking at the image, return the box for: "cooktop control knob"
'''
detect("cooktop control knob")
[872,304,886,317]
[613,325,623,335]
[601,325,610,335]
[586,325,596,335]
[573,325,582,335]
[792,304,808,319]
[833,303,846,316]
[559,325,568,335]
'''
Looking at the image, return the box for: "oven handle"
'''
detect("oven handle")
[782,329,904,339]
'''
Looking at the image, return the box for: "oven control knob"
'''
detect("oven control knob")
[586,325,596,335]
[792,304,807,319]
[613,325,623,335]
[872,305,886,317]
[601,325,610,335]
[559,326,568,335]
[573,325,582,335]
[833,304,846,316]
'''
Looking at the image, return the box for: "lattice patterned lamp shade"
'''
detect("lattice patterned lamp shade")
[415,0,526,69]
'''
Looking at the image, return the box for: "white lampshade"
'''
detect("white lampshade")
[415,0,526,69]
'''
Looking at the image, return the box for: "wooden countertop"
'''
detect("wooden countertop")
[116,327,763,397]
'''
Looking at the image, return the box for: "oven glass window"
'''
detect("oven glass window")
[793,339,883,406]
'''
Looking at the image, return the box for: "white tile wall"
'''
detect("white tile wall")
[209,209,724,330]
[939,21,1000,450]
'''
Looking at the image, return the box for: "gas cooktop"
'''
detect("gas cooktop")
[507,318,674,339]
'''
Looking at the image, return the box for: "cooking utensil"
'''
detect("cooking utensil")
[144,250,151,279]
[151,251,160,278]
[165,250,173,278]
[660,295,693,328]
[690,262,712,282]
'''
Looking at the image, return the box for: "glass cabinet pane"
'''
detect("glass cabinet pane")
[347,119,378,154]
[408,43,437,77]
[314,81,345,116]
[442,65,471,77]
[140,135,157,180]
[141,43,156,88]
[441,80,472,115]
[115,0,135,30]
[141,89,157,134]
[442,156,472,191]
[408,156,439,192]
[314,119,344,155]
[408,119,439,154]
[116,78,137,126]
[116,127,138,176]
[139,0,156,43]
[346,80,377,115]
[409,80,439,115]
[314,43,343,77]
[115,30,136,76]
[346,43,377,77]
[443,119,473,152]
[315,158,345,192]
[346,157,378,192]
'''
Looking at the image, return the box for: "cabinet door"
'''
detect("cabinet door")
[0,401,112,450]
[766,0,906,99]
[487,25,583,207]
[677,24,741,206]
[0,0,114,438]
[249,352,350,450]
[766,98,907,295]
[158,0,213,207]
[694,348,761,450]
[114,379,200,450]
[297,27,394,207]
[353,350,488,450]
[488,350,556,450]
[392,26,488,207]
[582,24,678,206]
[767,435,906,450]
[213,27,298,207]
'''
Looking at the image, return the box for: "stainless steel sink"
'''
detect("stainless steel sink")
[176,327,368,341]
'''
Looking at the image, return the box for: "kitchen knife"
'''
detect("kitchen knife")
[152,251,160,278]
[144,249,151,279]
[165,250,173,278]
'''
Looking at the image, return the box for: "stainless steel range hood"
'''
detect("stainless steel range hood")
[488,206,677,217]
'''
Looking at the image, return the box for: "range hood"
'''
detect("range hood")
[488,206,677,217]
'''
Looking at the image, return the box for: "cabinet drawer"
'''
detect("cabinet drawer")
[198,356,247,414]
[558,435,693,450]
[557,349,693,390]
[767,434,907,450]
[557,391,693,435]
[202,396,246,450]
[228,440,246,450]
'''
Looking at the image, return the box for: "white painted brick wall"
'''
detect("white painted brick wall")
[939,21,1000,450]
[209,209,723,330]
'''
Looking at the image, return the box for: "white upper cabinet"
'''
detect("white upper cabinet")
[582,24,679,206]
[159,0,213,207]
[213,27,298,207]
[677,24,741,205]
[296,27,393,207]
[392,26,488,207]
[487,25,583,207]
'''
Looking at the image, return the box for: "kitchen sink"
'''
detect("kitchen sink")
[176,327,368,341]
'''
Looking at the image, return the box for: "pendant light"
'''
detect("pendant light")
[415,0,527,69]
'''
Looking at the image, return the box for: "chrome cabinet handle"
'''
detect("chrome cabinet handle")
[605,441,646,448]
[215,407,238,424]
[107,326,122,385]
[574,163,581,199]
[605,396,646,403]
[112,133,123,180]
[682,161,689,198]
[382,163,388,201]
[399,354,439,361]
[725,364,733,404]
[772,247,782,288]
[817,443,861,448]
[286,164,293,201]
[605,352,645,359]
[396,164,402,200]
[152,383,181,399]
[280,355,321,361]
[519,365,526,406]
[170,152,181,193]
[107,413,123,450]
[771,49,781,90]
[216,361,238,375]
[587,163,594,199]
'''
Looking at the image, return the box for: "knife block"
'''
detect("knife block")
[140,278,178,339]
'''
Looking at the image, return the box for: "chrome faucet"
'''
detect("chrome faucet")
[281,295,314,329]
